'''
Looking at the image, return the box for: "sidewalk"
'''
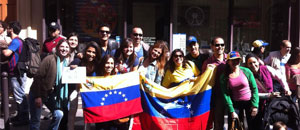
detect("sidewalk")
[0,96,94,130]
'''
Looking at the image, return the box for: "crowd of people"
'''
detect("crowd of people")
[1,20,300,130]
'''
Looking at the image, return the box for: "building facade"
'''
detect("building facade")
[1,0,299,53]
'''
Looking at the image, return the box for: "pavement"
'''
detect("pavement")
[0,96,96,130]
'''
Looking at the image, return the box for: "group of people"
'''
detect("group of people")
[1,20,300,130]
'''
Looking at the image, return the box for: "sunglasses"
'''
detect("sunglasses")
[174,55,183,58]
[214,43,225,47]
[100,30,110,34]
[133,33,143,37]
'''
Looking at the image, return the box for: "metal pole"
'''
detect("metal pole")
[228,0,234,52]
[288,2,291,41]
[2,72,9,130]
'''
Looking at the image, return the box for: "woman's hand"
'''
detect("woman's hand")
[70,65,78,70]
[76,53,83,59]
[270,92,281,98]
[231,112,238,119]
[189,77,197,82]
[35,97,42,108]
[285,90,292,96]
[115,117,130,124]
[251,107,258,117]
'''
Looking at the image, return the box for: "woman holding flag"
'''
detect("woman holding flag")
[162,49,200,88]
[220,51,259,130]
[138,40,169,84]
[95,55,131,129]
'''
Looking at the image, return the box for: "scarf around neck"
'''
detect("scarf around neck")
[55,56,69,109]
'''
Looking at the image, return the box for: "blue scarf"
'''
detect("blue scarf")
[55,56,68,109]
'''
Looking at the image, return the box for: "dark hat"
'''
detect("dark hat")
[186,36,198,46]
[48,22,60,31]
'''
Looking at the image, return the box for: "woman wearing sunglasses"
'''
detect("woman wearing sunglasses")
[162,49,200,88]
[220,51,259,130]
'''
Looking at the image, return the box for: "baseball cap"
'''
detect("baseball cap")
[227,51,241,60]
[252,40,269,48]
[48,22,60,31]
[186,36,197,46]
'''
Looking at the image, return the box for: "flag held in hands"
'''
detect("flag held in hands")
[80,72,143,123]
[133,65,216,130]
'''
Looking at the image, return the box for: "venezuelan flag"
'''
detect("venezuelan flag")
[133,65,216,130]
[80,72,143,123]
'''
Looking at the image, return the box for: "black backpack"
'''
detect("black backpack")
[263,96,300,129]
[17,37,41,78]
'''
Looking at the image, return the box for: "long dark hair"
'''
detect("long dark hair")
[67,32,79,51]
[166,49,188,73]
[67,32,78,40]
[245,53,260,66]
[98,55,116,76]
[252,47,263,59]
[81,41,102,66]
[287,47,300,65]
[149,40,169,75]
[115,38,137,68]
[245,53,261,78]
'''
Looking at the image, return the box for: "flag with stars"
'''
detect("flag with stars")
[133,65,216,130]
[80,72,143,123]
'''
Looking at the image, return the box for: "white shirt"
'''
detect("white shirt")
[0,31,12,46]
[264,51,291,81]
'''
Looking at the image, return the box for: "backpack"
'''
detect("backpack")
[263,96,300,129]
[17,37,41,78]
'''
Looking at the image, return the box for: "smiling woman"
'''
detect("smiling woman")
[138,40,169,84]
[162,49,200,88]
[115,38,139,74]
[220,51,259,130]
[98,55,116,76]
[29,39,72,130]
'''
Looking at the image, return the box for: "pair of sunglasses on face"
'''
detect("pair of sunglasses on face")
[100,30,111,34]
[174,55,183,58]
[133,33,143,37]
[214,43,225,47]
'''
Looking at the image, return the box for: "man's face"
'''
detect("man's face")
[98,26,111,41]
[187,42,199,57]
[131,28,143,45]
[281,41,292,55]
[6,27,12,37]
[211,38,225,55]
[50,29,60,38]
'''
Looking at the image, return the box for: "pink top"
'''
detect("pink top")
[228,70,252,101]
[287,66,300,91]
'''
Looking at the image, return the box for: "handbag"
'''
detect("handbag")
[230,118,244,130]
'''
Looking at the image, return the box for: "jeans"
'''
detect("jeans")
[10,73,29,120]
[29,91,65,130]
[228,100,255,130]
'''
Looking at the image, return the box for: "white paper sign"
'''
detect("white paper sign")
[62,67,86,84]
[172,33,186,55]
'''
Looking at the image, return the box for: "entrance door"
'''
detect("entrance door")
[0,0,16,22]
[128,0,170,45]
